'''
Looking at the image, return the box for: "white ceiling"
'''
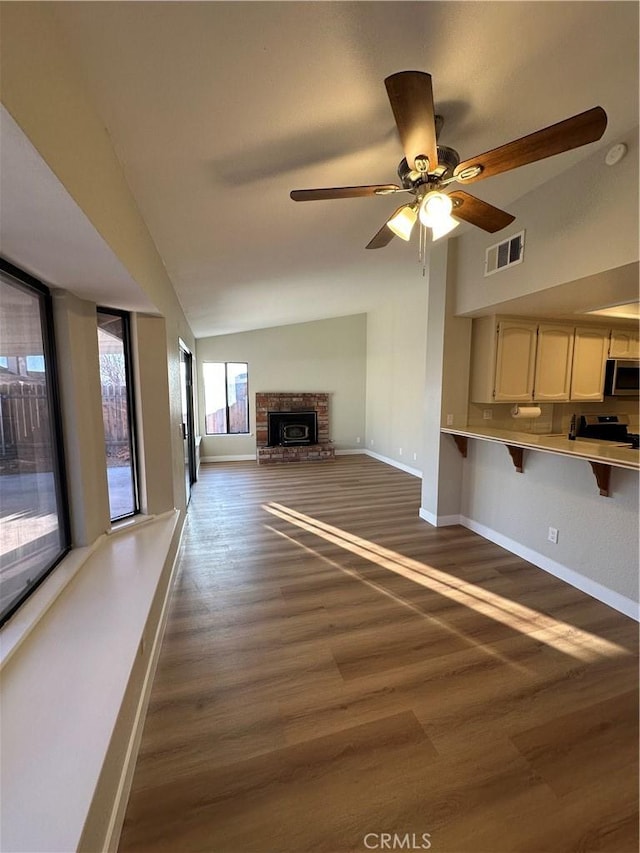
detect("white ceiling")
[7,2,640,337]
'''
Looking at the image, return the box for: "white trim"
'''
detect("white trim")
[1,536,105,669]
[103,518,184,852]
[107,512,158,537]
[460,515,639,621]
[365,450,422,478]
[1,510,182,853]
[419,508,462,527]
[335,448,367,456]
[200,454,256,462]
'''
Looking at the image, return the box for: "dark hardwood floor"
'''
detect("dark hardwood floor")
[119,456,639,853]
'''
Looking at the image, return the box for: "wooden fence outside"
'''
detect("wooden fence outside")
[0,381,130,466]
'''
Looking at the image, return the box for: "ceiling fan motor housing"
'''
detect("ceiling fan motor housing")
[397,145,460,188]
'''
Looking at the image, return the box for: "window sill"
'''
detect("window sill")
[204,432,252,437]
[1,514,157,669]
[0,509,180,853]
[107,512,157,537]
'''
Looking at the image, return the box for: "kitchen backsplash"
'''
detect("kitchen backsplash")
[466,398,639,435]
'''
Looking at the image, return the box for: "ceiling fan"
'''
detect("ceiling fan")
[290,71,607,249]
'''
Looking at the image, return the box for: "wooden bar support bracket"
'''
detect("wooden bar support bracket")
[589,461,612,497]
[506,444,524,473]
[451,435,468,458]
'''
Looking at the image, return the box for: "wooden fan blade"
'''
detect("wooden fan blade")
[449,191,515,233]
[365,224,395,250]
[290,184,399,201]
[453,106,607,184]
[366,205,409,249]
[384,71,438,172]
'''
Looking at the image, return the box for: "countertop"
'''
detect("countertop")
[441,425,640,471]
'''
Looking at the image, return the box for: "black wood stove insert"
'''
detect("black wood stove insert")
[267,411,318,447]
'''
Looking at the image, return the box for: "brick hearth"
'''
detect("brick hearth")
[255,392,335,464]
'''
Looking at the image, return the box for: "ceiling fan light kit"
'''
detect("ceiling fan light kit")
[387,204,418,241]
[430,214,460,242]
[290,70,607,261]
[418,191,453,227]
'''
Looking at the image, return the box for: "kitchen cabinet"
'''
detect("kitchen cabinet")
[470,317,614,404]
[470,317,574,404]
[570,326,609,401]
[470,317,538,403]
[609,329,640,359]
[494,320,538,401]
[533,324,574,401]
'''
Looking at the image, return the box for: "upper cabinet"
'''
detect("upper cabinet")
[609,329,640,359]
[534,324,574,401]
[494,320,538,402]
[470,316,614,404]
[470,317,534,403]
[570,326,609,401]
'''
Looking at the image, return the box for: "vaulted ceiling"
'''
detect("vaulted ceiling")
[5,2,640,337]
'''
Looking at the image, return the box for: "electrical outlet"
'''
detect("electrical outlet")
[356,436,361,444]
[399,447,403,456]
[413,453,417,461]
[446,414,454,426]
[370,439,374,447]
[548,527,559,544]
[483,409,493,420]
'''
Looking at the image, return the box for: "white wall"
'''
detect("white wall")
[197,314,367,457]
[446,125,640,610]
[461,441,638,603]
[365,281,428,470]
[420,240,473,523]
[454,127,639,316]
[0,5,197,850]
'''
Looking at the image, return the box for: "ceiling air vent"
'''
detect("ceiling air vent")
[484,230,525,277]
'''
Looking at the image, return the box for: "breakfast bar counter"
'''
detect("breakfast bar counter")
[442,426,639,496]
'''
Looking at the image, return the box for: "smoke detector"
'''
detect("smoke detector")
[605,143,627,166]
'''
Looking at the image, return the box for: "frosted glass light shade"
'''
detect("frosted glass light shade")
[387,204,418,241]
[418,191,453,227]
[431,215,460,241]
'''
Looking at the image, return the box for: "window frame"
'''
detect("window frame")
[0,257,71,628]
[97,306,140,521]
[203,361,249,436]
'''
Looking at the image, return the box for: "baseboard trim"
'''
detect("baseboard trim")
[103,518,185,852]
[459,516,639,622]
[365,450,422,479]
[335,448,367,456]
[419,508,462,527]
[201,454,256,463]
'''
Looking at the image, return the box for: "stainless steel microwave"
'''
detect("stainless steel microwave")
[604,359,640,396]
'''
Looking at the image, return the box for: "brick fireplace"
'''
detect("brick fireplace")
[255,392,335,464]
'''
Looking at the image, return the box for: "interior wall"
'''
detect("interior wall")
[420,240,473,523]
[454,127,639,316]
[0,7,199,850]
[197,314,367,458]
[461,441,639,603]
[365,281,428,470]
[0,1,196,514]
[52,290,111,545]
[448,125,640,607]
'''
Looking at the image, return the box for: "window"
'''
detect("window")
[0,259,70,626]
[203,362,249,435]
[97,309,139,520]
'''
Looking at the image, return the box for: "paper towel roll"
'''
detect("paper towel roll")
[511,405,542,419]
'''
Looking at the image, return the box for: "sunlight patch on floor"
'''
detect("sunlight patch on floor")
[262,502,627,662]
[265,522,531,674]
